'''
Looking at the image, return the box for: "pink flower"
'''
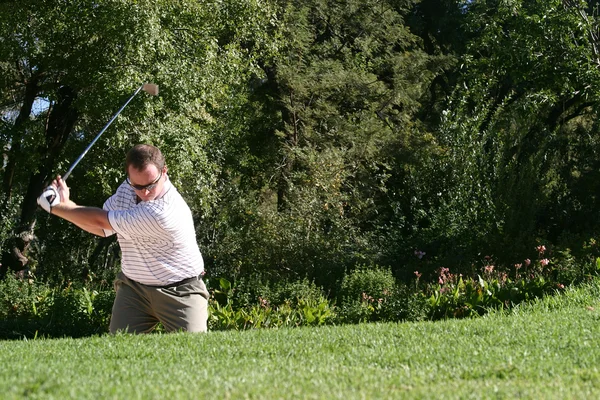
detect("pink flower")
[536,245,546,255]
[437,267,452,285]
[499,272,508,283]
[414,271,422,279]
[514,263,522,270]
[524,259,531,267]
[258,297,269,308]
[484,265,494,274]
[361,293,374,302]
[540,258,550,267]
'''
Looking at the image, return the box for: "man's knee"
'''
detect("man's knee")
[110,277,157,334]
[157,286,209,333]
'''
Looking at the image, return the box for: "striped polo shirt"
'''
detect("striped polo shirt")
[102,178,204,286]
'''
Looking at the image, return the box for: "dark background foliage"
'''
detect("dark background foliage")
[1,0,600,302]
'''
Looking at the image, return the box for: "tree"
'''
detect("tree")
[420,0,600,265]
[0,0,154,275]
[0,0,277,280]
[207,0,450,286]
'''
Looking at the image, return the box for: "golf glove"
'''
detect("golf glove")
[37,186,60,213]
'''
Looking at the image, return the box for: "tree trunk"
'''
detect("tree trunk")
[1,86,78,277]
[258,62,296,212]
[2,74,40,202]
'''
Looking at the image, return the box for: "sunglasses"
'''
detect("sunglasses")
[126,170,163,191]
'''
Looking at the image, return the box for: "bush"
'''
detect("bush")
[550,242,600,284]
[377,283,430,322]
[207,275,335,330]
[338,265,396,303]
[336,265,400,324]
[206,274,269,308]
[209,274,328,309]
[0,276,113,339]
[257,278,327,307]
[0,273,49,320]
[208,295,335,331]
[4,240,598,338]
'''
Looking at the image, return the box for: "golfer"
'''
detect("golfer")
[38,144,208,333]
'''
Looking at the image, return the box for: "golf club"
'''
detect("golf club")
[62,83,159,181]
[38,83,159,209]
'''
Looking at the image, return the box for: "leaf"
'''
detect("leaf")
[478,275,486,289]
[219,278,231,291]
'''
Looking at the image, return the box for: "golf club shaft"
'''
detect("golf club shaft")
[61,83,146,181]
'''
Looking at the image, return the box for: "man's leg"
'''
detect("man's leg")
[151,278,209,333]
[109,272,160,334]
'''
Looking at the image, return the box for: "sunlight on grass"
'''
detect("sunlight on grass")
[2,281,600,399]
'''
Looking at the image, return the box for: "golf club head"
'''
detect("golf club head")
[142,83,159,96]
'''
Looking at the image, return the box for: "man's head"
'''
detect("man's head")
[125,144,168,201]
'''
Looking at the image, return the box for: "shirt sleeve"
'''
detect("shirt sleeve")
[102,194,117,237]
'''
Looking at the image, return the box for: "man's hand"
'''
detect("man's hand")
[37,175,70,214]
[54,176,70,203]
[37,185,60,213]
[37,175,109,237]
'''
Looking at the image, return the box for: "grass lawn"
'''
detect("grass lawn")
[2,281,600,399]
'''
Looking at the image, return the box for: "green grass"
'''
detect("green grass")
[2,281,600,399]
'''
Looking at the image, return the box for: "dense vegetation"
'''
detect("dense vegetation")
[3,0,600,333]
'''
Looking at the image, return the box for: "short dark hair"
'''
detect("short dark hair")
[126,144,165,172]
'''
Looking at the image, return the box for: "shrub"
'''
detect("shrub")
[40,285,114,337]
[207,275,335,330]
[336,265,400,324]
[208,296,335,331]
[257,278,327,307]
[208,274,328,308]
[377,283,430,322]
[5,239,600,338]
[206,275,268,308]
[0,273,50,319]
[336,300,373,324]
[338,265,396,303]
[91,290,115,329]
[0,276,113,339]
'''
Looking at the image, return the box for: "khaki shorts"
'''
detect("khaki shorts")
[109,272,209,334]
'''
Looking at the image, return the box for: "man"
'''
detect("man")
[38,144,208,333]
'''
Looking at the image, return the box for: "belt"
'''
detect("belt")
[148,275,200,289]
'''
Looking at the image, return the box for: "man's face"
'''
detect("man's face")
[126,163,166,202]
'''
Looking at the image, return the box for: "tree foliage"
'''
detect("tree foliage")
[1,0,600,294]
[416,0,600,268]
[203,0,450,286]
[0,0,277,280]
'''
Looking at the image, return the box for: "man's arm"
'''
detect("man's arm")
[51,200,109,237]
[43,176,112,237]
